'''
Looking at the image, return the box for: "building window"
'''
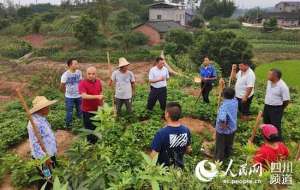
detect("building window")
[157,15,162,20]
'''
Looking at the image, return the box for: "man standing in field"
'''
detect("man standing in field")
[214,88,238,162]
[150,102,192,169]
[231,61,256,121]
[27,96,58,190]
[60,58,82,128]
[79,67,104,144]
[199,56,217,103]
[147,57,169,111]
[109,57,135,116]
[263,69,290,140]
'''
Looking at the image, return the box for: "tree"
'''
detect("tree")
[114,9,136,32]
[199,0,236,20]
[112,32,148,52]
[191,30,253,76]
[190,14,205,28]
[263,17,278,32]
[74,14,98,46]
[164,29,194,57]
[32,17,42,33]
[96,0,113,34]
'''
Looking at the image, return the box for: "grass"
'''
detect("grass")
[255,60,300,89]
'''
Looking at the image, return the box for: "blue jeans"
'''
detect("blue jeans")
[65,97,82,127]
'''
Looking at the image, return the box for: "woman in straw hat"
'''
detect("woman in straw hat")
[27,96,57,189]
[109,57,135,116]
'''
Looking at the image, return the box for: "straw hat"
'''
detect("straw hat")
[118,57,130,68]
[30,96,58,114]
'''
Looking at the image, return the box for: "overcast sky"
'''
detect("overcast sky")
[2,0,300,8]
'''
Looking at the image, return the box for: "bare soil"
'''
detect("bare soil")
[10,129,76,159]
[0,60,152,106]
[22,34,45,48]
[179,117,215,135]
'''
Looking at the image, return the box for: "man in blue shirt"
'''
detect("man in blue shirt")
[151,102,192,169]
[215,88,238,162]
[199,57,217,103]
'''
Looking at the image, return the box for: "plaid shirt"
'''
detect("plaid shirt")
[27,114,57,159]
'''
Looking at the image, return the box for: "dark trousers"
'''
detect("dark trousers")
[263,104,284,139]
[147,86,167,111]
[115,98,132,115]
[237,95,253,116]
[35,156,57,190]
[215,132,235,162]
[65,97,82,127]
[201,82,213,103]
[83,111,98,144]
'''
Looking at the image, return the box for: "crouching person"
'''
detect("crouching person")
[150,102,192,169]
[214,88,238,162]
[253,124,289,169]
[27,96,58,190]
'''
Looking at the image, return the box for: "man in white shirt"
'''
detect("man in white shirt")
[263,69,290,139]
[60,58,83,128]
[232,61,256,120]
[147,57,169,111]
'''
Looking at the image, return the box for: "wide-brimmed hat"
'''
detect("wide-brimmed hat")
[118,57,130,68]
[30,96,58,114]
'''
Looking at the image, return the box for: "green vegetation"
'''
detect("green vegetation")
[0,37,32,58]
[1,1,300,189]
[1,70,300,189]
[256,60,300,89]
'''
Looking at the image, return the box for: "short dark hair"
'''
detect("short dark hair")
[222,88,235,99]
[166,102,182,121]
[156,57,164,63]
[264,134,281,143]
[270,68,282,79]
[240,60,251,66]
[67,58,76,67]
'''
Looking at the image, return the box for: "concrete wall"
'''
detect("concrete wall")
[149,8,186,25]
[276,3,300,12]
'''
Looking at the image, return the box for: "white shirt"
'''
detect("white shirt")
[265,79,290,106]
[235,68,256,98]
[61,70,82,98]
[149,66,169,88]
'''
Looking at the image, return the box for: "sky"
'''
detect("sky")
[1,0,300,8]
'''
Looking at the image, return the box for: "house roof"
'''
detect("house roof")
[275,1,300,7]
[134,21,187,33]
[149,2,182,9]
[262,12,300,19]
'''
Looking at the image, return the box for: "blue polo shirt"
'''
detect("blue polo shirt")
[199,65,217,83]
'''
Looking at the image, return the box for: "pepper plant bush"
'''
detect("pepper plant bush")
[1,74,300,189]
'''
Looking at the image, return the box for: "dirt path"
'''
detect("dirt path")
[0,130,76,190]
